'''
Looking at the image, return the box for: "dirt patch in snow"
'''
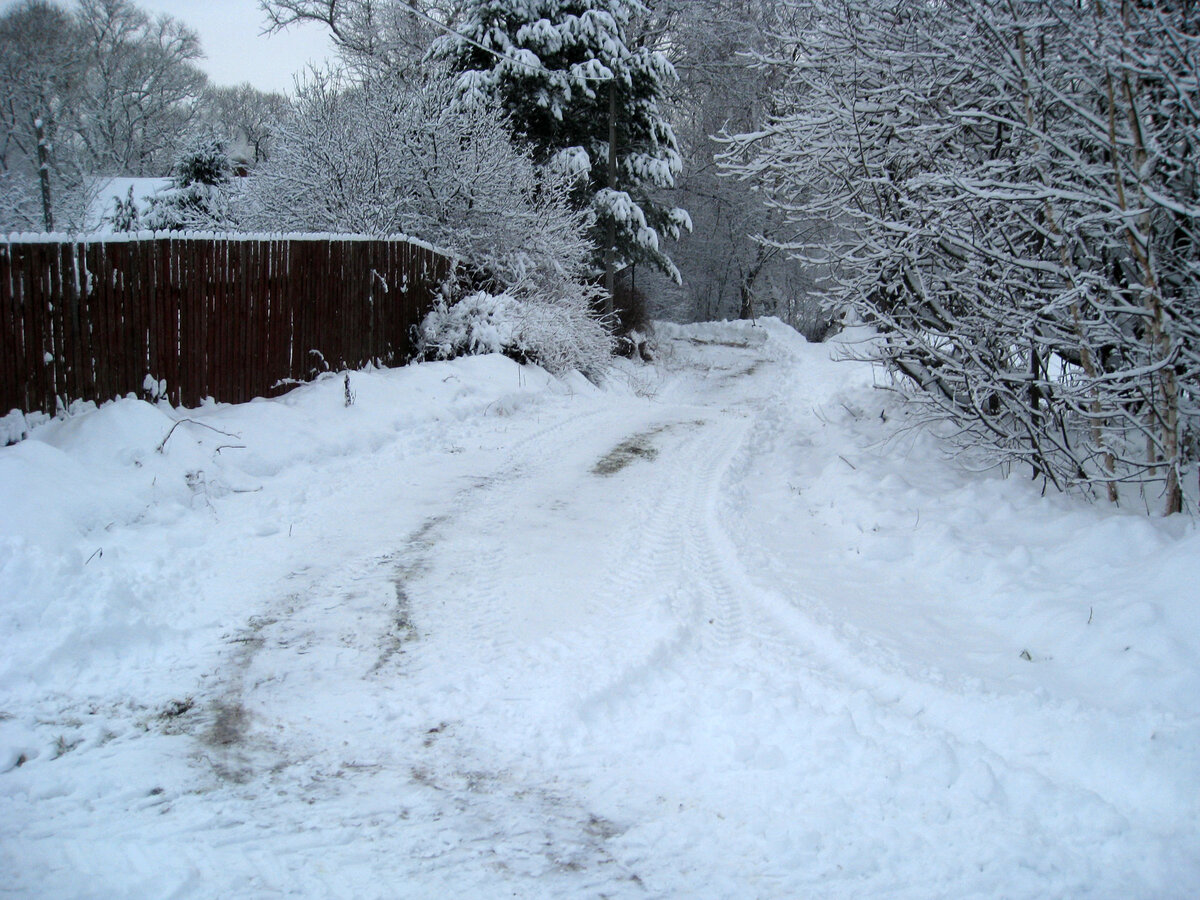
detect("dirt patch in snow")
[593,421,707,476]
[593,428,666,476]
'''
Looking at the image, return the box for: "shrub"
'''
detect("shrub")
[418,291,612,381]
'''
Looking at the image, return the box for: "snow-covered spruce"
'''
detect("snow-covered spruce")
[434,0,691,281]
[124,135,234,232]
[417,290,612,381]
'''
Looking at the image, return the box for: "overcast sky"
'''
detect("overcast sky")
[2,0,334,95]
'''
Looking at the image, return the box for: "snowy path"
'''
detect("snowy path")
[2,321,1198,897]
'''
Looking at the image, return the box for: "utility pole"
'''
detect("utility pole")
[35,116,54,232]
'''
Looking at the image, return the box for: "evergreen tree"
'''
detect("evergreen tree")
[434,0,690,284]
[139,135,232,231]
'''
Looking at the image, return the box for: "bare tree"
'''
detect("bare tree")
[723,0,1200,514]
[259,0,465,74]
[70,0,208,176]
[236,67,597,300]
[199,83,290,166]
[0,0,92,231]
[635,0,836,335]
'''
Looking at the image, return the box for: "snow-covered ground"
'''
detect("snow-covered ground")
[2,320,1197,898]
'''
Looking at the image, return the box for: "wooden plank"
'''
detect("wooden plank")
[249,237,266,400]
[116,241,137,400]
[152,239,167,403]
[252,239,263,398]
[236,239,247,402]
[139,238,158,401]
[192,240,206,408]
[0,241,19,414]
[306,239,318,382]
[99,241,117,402]
[162,238,178,405]
[341,239,353,371]
[229,239,243,403]
[280,239,296,391]
[42,242,60,407]
[324,240,336,376]
[181,238,199,405]
[385,241,399,364]
[200,238,215,403]
[304,239,318,382]
[241,239,256,403]
[60,241,83,404]
[165,237,178,403]
[167,239,186,406]
[104,241,124,400]
[229,239,244,403]
[206,237,220,400]
[257,239,272,398]
[38,242,56,411]
[268,237,282,396]
[312,239,324,381]
[224,238,238,403]
[283,239,298,388]
[340,239,352,371]
[219,239,232,403]
[83,243,103,405]
[122,240,146,400]
[365,241,377,366]
[5,243,33,414]
[324,239,338,373]
[24,242,50,414]
[263,239,278,394]
[194,238,204,403]
[55,240,75,405]
[13,242,31,413]
[374,241,386,366]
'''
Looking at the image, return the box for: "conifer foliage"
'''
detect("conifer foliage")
[435,0,690,282]
[136,135,233,231]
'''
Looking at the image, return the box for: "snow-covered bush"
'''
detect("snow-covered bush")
[234,67,594,302]
[418,291,612,381]
[722,0,1200,515]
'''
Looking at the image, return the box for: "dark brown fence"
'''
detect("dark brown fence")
[0,234,454,416]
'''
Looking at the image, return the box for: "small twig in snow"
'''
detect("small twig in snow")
[838,455,857,470]
[157,418,241,453]
[85,548,103,565]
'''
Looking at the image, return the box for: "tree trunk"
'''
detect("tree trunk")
[604,81,617,320]
[35,116,53,232]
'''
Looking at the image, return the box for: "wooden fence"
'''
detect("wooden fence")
[0,234,454,416]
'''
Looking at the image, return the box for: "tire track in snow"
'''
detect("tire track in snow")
[692,350,1192,892]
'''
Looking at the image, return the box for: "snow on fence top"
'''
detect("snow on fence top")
[1,230,454,260]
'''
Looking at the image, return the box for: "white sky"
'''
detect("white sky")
[1,0,333,95]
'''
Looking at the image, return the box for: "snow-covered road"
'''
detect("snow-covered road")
[3,320,1198,897]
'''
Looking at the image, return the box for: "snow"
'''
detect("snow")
[2,228,447,257]
[87,177,171,233]
[1,319,1197,897]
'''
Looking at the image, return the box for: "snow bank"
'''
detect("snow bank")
[0,355,586,706]
[1,317,1196,898]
